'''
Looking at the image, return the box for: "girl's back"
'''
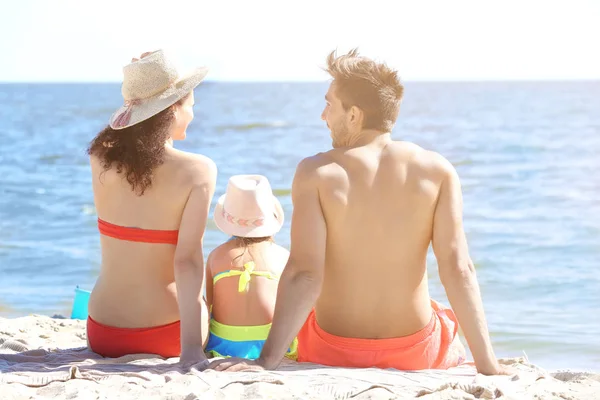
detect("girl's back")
[204,174,292,360]
[207,238,289,326]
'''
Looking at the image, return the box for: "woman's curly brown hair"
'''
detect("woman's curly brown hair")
[88,97,187,195]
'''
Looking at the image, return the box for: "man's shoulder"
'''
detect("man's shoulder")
[389,140,424,154]
[391,141,456,178]
[299,150,335,166]
[295,152,335,177]
[290,152,342,195]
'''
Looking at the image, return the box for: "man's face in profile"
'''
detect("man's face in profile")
[321,83,349,148]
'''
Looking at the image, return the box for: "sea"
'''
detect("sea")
[0,81,598,371]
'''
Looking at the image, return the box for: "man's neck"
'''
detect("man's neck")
[338,130,391,148]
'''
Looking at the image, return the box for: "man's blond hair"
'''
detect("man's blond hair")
[325,49,404,132]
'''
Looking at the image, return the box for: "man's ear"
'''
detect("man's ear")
[349,106,363,127]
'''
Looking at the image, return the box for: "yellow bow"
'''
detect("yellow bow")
[238,262,255,292]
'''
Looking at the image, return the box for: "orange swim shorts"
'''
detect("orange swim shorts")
[297,300,466,370]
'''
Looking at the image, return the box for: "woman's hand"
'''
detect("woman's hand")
[179,346,209,371]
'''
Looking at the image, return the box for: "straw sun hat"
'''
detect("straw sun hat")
[214,175,285,238]
[109,49,208,130]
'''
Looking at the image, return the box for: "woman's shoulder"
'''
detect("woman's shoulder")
[167,149,217,184]
[170,149,216,170]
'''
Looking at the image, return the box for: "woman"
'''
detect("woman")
[86,50,216,366]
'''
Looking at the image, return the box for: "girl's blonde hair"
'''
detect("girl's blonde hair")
[231,236,273,265]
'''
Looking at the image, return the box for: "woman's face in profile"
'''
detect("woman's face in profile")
[171,92,195,140]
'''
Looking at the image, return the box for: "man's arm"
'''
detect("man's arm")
[205,251,215,311]
[174,160,217,365]
[431,156,502,375]
[258,157,327,369]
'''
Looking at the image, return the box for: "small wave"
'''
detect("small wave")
[272,188,291,197]
[453,159,473,166]
[0,242,22,250]
[38,154,63,164]
[81,205,97,216]
[216,121,289,132]
[75,108,118,118]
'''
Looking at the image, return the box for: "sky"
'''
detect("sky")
[1,0,599,82]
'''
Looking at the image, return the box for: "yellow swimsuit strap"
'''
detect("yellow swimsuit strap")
[212,261,279,292]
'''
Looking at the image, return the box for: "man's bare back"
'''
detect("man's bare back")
[313,137,444,339]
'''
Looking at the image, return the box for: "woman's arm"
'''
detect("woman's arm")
[174,159,217,365]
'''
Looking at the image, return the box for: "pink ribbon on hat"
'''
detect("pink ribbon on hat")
[112,99,141,128]
[222,209,265,227]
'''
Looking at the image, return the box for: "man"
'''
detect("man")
[210,49,507,375]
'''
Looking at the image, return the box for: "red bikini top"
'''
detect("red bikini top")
[97,218,179,245]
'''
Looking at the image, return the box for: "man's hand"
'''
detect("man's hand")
[207,357,267,372]
[479,364,517,376]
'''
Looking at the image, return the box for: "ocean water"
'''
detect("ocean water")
[0,81,598,371]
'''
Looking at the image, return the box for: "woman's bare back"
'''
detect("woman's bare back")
[89,147,214,328]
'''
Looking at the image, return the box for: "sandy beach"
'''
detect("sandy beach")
[0,316,597,399]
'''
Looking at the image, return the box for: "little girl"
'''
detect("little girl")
[205,174,297,359]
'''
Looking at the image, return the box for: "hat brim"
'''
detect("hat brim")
[213,194,284,238]
[109,66,209,130]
